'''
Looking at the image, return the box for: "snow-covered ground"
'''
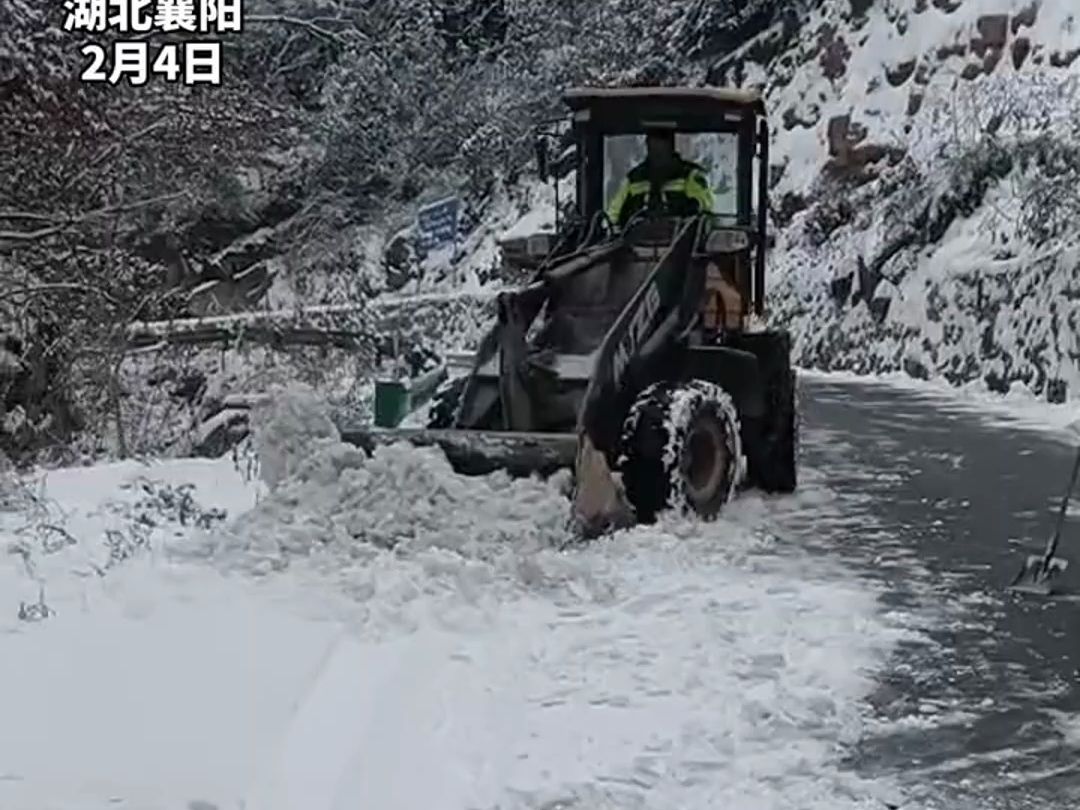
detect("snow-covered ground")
[802,366,1080,441]
[1,385,917,810]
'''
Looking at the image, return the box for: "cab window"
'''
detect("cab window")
[602,132,740,221]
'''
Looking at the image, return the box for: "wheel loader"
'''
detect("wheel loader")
[347,86,798,535]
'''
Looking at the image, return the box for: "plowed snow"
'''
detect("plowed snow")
[1,384,912,809]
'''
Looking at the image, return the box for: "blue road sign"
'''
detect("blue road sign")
[415,196,461,254]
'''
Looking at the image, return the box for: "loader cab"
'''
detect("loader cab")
[535,86,770,325]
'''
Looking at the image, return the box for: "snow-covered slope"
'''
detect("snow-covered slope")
[754,0,1080,400]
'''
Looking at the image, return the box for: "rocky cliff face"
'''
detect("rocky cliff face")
[745,0,1080,401]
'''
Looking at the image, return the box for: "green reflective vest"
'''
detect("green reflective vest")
[606,158,715,227]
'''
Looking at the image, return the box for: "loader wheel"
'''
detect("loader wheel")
[753,368,798,493]
[617,380,743,523]
[426,375,467,429]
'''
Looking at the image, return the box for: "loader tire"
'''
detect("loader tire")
[616,380,743,523]
[753,368,798,494]
[426,375,467,429]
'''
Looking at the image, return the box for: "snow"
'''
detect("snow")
[0,343,19,375]
[498,176,576,242]
[1048,709,1080,748]
[128,291,500,340]
[770,0,1080,192]
[0,383,915,810]
[1,571,340,809]
[801,366,1080,440]
[0,456,293,809]
[749,0,1080,403]
[21,8,1080,801]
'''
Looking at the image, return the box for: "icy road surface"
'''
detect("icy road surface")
[798,375,1080,810]
[2,378,1078,809]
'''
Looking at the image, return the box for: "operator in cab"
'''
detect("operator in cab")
[606,127,715,228]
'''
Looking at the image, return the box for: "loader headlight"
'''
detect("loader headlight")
[705,229,750,254]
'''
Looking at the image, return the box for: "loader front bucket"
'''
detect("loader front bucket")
[342,426,636,537]
[571,432,636,537]
[341,426,578,478]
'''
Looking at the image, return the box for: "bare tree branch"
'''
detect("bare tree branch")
[0,212,59,222]
[245,14,350,47]
[53,118,171,199]
[0,283,122,307]
[0,192,191,252]
[0,225,68,244]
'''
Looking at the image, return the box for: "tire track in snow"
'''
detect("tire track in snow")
[247,537,909,810]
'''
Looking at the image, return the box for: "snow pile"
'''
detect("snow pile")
[250,383,341,489]
[0,380,942,810]
[496,175,575,243]
[186,383,589,611]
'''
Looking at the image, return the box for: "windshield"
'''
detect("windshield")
[603,132,740,221]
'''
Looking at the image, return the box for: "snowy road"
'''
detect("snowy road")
[797,376,1080,810]
[1,378,1079,809]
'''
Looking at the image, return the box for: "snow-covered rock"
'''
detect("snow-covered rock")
[753,0,1080,401]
